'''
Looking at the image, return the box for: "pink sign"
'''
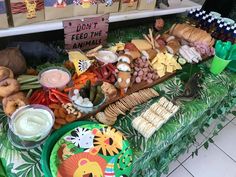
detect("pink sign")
[63,14,109,51]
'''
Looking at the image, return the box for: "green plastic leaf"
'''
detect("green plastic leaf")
[204,142,209,149]
[191,152,195,158]
[15,164,30,171]
[194,149,198,156]
[21,154,34,164]
[217,109,223,114]
[213,130,219,136]
[209,138,214,143]
[16,170,26,177]
[34,164,41,177]
[204,123,210,128]
[212,114,218,119]
[199,128,205,134]
[217,123,223,130]
[231,111,236,116]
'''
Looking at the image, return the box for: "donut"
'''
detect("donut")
[2,92,28,117]
[0,66,14,82]
[0,78,19,98]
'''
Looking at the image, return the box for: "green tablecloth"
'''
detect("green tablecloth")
[0,61,236,177]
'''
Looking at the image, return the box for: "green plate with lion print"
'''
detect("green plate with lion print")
[49,122,133,177]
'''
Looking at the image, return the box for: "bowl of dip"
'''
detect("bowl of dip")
[9,104,55,142]
[39,67,71,90]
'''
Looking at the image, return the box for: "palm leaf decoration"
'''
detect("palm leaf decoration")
[0,109,21,162]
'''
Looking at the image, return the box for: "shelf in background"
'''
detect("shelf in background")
[0,0,201,38]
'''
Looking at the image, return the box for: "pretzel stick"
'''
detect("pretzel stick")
[155,34,161,40]
[149,28,155,49]
[143,34,152,45]
[86,45,102,54]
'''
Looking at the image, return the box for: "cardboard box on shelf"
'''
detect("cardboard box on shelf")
[97,0,119,14]
[73,0,97,16]
[9,0,44,26]
[137,0,156,10]
[119,0,138,12]
[0,0,8,28]
[44,0,73,21]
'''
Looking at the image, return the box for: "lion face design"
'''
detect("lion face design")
[73,158,103,177]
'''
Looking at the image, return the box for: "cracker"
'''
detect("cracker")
[120,99,130,109]
[96,112,115,126]
[116,101,127,113]
[113,104,126,115]
[158,97,167,106]
[171,105,179,114]
[105,107,118,117]
[117,101,129,112]
[137,119,149,133]
[138,92,147,103]
[128,95,138,107]
[142,122,154,135]
[143,89,154,99]
[104,111,118,121]
[139,90,150,100]
[166,102,174,111]
[123,97,134,108]
[132,117,143,130]
[149,88,159,97]
[130,94,139,105]
[144,125,156,139]
[133,93,143,104]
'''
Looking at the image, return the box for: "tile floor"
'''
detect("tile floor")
[161,112,236,177]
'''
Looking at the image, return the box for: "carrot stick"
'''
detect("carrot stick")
[72,73,78,80]
[64,87,73,92]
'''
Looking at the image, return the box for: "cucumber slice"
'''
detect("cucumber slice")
[178,57,187,65]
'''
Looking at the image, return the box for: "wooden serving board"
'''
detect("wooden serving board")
[80,72,176,119]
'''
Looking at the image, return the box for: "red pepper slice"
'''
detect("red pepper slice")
[51,92,69,104]
[50,89,69,99]
[31,92,44,104]
[30,92,42,104]
[49,91,59,103]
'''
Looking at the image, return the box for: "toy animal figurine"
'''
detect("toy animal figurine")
[173,72,203,103]
[24,0,37,19]
[157,0,169,8]
[8,42,60,67]
[116,54,133,96]
[54,0,67,8]
[105,0,113,6]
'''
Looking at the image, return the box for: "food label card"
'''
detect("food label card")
[63,14,109,51]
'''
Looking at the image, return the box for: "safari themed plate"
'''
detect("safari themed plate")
[50,123,133,177]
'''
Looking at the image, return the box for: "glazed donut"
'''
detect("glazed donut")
[2,92,28,117]
[0,78,19,98]
[0,66,14,82]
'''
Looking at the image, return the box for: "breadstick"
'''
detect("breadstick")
[149,28,155,49]
[87,45,102,54]
[143,34,152,45]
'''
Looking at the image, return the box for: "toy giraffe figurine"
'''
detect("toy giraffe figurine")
[24,0,37,19]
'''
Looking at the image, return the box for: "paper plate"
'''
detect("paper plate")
[43,121,133,177]
[41,121,93,177]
